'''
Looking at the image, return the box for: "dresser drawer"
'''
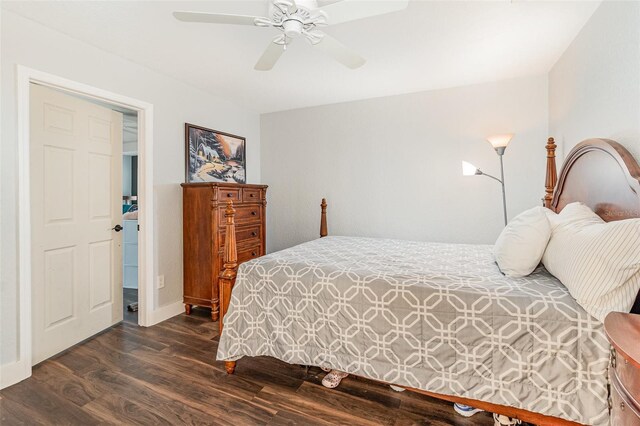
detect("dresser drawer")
[218,204,261,225]
[217,243,261,271]
[243,188,262,202]
[238,244,261,263]
[218,187,241,202]
[615,349,640,407]
[219,224,261,246]
[611,371,640,426]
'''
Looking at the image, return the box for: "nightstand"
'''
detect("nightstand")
[604,312,640,425]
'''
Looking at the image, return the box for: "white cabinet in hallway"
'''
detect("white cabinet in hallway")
[123,219,138,289]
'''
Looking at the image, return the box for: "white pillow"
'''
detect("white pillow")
[542,202,640,321]
[493,206,552,277]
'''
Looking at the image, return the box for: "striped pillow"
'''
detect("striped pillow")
[542,203,640,322]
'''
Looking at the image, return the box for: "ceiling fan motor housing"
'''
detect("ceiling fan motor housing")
[267,0,326,43]
[283,19,304,37]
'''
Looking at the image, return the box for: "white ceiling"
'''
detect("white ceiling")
[3,0,600,113]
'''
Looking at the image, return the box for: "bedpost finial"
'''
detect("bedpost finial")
[225,199,235,218]
[544,137,558,209]
[320,198,328,238]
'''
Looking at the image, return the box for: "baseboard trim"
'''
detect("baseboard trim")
[147,300,184,326]
[0,359,30,389]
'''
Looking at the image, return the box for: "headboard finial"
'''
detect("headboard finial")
[320,198,328,238]
[544,137,557,209]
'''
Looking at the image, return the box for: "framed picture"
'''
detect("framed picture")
[185,123,246,183]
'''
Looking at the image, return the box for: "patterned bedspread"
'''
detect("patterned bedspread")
[217,236,610,425]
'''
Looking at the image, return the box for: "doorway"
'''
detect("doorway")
[29,84,143,363]
[122,112,139,324]
[15,66,155,379]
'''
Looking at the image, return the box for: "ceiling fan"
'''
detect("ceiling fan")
[173,0,409,71]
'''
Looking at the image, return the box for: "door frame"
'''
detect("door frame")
[16,65,155,379]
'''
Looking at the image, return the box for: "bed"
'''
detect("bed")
[215,138,640,426]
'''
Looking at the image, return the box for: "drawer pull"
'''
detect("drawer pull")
[251,232,257,237]
[250,193,255,197]
[620,402,625,411]
[251,211,257,216]
[251,252,257,256]
[227,193,233,197]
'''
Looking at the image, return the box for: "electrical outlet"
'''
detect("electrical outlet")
[157,275,165,289]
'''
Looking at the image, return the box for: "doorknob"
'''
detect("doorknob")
[112,224,123,232]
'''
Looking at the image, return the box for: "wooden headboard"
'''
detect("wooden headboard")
[545,137,640,219]
[544,137,640,314]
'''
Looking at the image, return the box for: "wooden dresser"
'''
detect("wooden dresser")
[181,183,267,321]
[605,312,640,425]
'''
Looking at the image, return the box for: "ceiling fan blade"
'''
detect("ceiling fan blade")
[173,11,259,26]
[313,33,365,69]
[254,41,286,71]
[319,0,409,26]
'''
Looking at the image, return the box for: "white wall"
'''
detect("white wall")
[0,10,261,366]
[261,75,549,253]
[549,1,640,159]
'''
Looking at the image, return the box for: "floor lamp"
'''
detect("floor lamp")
[462,134,513,226]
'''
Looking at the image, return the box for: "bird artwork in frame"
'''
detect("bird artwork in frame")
[185,123,246,183]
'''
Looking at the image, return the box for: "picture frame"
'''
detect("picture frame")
[184,123,246,184]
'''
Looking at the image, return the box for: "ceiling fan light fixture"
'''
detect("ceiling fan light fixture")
[283,19,304,37]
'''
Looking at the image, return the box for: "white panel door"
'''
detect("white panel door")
[30,84,123,365]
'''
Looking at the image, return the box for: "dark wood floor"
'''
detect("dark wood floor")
[0,305,494,425]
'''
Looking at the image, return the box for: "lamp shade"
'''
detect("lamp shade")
[487,134,513,149]
[462,161,479,176]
